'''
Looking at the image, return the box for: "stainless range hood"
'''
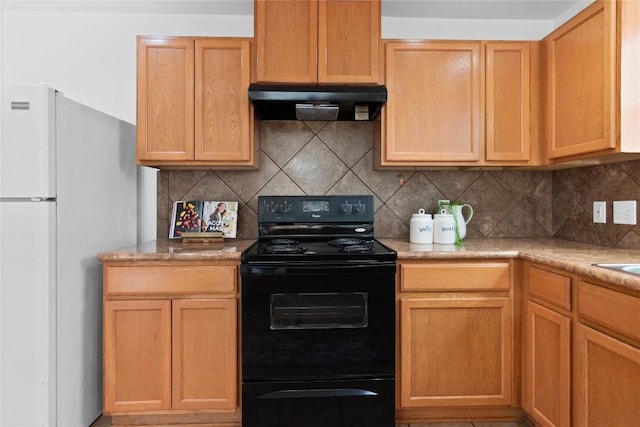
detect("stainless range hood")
[248,83,387,121]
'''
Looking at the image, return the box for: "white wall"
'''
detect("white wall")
[1,9,253,123]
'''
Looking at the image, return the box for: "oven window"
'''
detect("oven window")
[270,292,368,330]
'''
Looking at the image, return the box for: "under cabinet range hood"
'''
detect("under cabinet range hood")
[248,83,387,121]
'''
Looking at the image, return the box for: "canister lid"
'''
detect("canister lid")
[412,208,431,218]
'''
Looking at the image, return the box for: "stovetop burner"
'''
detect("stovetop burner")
[340,244,374,253]
[328,238,368,247]
[264,244,306,254]
[268,238,300,246]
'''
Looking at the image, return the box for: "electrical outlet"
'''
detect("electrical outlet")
[593,201,606,223]
[613,200,637,225]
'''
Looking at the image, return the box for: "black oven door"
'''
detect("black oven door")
[241,263,395,381]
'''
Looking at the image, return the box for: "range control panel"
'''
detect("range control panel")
[258,195,374,223]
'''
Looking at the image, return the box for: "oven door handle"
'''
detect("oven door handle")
[258,388,379,399]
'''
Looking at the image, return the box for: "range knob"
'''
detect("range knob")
[266,202,279,215]
[353,203,366,214]
[280,202,293,214]
[339,203,353,214]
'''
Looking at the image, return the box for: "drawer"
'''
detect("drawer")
[528,265,572,311]
[578,280,640,343]
[104,264,237,296]
[400,262,511,291]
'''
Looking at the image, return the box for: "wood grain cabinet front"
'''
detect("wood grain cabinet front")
[544,0,617,161]
[544,0,640,165]
[574,279,640,426]
[522,265,572,427]
[137,36,256,168]
[254,0,380,83]
[379,41,537,167]
[102,262,239,421]
[396,260,516,422]
[399,296,513,408]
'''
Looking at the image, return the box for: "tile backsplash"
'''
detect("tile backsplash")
[156,121,640,248]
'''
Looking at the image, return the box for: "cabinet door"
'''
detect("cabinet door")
[399,297,512,408]
[172,299,238,410]
[486,42,531,162]
[382,41,482,165]
[575,325,640,426]
[137,37,194,161]
[545,0,616,159]
[195,39,255,166]
[104,300,171,412]
[255,0,318,83]
[318,0,380,83]
[523,301,571,427]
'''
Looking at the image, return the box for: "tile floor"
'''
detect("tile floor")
[92,416,529,427]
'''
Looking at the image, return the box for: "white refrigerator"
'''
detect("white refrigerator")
[0,84,138,426]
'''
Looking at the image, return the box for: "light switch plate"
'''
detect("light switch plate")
[613,200,637,225]
[593,201,606,223]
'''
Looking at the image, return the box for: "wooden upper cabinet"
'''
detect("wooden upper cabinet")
[195,39,254,163]
[318,0,380,83]
[381,41,482,165]
[137,36,256,168]
[137,38,195,161]
[255,0,318,82]
[379,40,539,167]
[545,0,617,160]
[486,42,531,162]
[254,0,380,83]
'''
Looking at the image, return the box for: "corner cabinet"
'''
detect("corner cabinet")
[254,0,380,83]
[522,264,572,427]
[544,0,617,161]
[396,261,519,422]
[545,0,640,164]
[137,36,257,168]
[103,262,239,425]
[378,41,537,168]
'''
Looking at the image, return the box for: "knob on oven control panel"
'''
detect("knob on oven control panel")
[258,195,374,223]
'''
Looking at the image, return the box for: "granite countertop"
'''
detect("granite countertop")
[97,239,255,262]
[381,238,640,294]
[98,238,640,294]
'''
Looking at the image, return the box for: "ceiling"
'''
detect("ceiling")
[3,0,589,21]
[383,0,586,20]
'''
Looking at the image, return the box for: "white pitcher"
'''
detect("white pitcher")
[438,201,474,239]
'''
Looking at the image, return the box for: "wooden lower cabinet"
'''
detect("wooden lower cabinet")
[104,298,237,413]
[523,301,571,427]
[574,280,640,426]
[575,324,640,426]
[172,299,237,410]
[104,299,172,412]
[522,264,572,427]
[102,262,239,424]
[399,297,513,408]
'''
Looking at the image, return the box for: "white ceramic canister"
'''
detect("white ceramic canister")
[433,209,456,244]
[409,208,433,244]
